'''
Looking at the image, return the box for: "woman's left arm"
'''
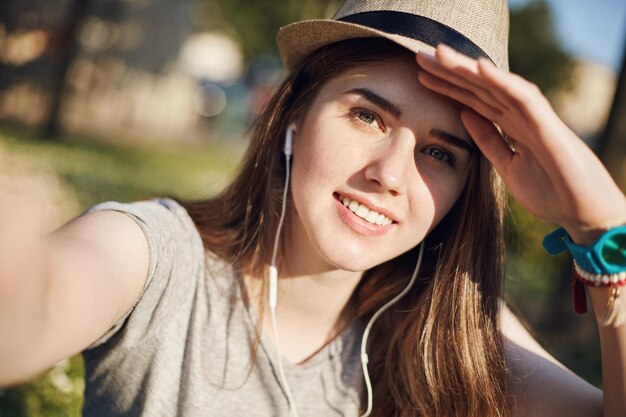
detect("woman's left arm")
[416,44,626,417]
[501,304,602,417]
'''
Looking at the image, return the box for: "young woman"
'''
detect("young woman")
[1,1,625,416]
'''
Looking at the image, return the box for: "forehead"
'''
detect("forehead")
[312,56,469,141]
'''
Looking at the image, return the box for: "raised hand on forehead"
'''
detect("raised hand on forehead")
[416,45,626,245]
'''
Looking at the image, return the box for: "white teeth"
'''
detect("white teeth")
[355,205,369,218]
[340,196,393,226]
[366,211,379,223]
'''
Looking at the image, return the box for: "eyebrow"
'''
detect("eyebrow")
[343,88,402,118]
[430,129,475,155]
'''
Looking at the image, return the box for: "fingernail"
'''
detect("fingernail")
[417,50,435,60]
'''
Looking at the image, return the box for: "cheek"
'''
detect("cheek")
[290,141,338,196]
[415,170,467,231]
[291,118,352,194]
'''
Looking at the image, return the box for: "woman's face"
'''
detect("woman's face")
[287,55,473,273]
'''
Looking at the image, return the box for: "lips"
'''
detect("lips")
[333,192,397,231]
[340,196,393,225]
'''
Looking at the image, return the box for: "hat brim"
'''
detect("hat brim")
[277,19,438,72]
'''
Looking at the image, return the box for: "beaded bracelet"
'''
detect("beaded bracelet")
[574,262,626,286]
[572,262,626,327]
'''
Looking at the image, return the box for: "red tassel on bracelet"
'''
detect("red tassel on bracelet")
[572,264,626,326]
[572,274,587,314]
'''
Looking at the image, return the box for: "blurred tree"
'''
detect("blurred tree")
[0,0,192,141]
[509,0,574,95]
[43,0,93,140]
[208,0,339,60]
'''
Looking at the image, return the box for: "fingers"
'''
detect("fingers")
[416,48,509,112]
[417,70,504,122]
[417,45,519,111]
[417,45,551,127]
[460,109,514,172]
[476,57,552,124]
[437,45,516,105]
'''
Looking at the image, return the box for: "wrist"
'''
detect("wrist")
[564,215,626,246]
[543,225,626,275]
[543,220,626,328]
[567,227,618,246]
[559,198,626,245]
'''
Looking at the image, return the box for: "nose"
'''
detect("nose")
[363,129,415,196]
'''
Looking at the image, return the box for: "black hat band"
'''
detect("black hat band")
[338,11,494,64]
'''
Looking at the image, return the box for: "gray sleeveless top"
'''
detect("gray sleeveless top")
[81,198,364,417]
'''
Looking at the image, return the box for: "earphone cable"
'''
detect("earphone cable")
[270,305,299,417]
[359,241,425,417]
[268,152,300,417]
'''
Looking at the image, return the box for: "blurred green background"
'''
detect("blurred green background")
[0,0,625,415]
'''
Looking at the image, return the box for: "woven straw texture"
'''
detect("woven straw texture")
[277,0,509,71]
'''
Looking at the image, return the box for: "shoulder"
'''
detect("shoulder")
[86,197,203,261]
[81,197,207,349]
[86,198,196,236]
[501,304,602,417]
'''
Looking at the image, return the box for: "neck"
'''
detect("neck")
[277,267,362,330]
[245,267,363,364]
[245,209,367,363]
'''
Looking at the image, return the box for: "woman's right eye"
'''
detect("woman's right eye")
[350,108,384,132]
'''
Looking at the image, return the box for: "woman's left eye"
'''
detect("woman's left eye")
[424,147,454,165]
[350,109,384,131]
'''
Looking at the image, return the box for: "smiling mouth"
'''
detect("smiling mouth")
[333,193,394,226]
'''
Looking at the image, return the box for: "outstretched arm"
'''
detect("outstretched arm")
[416,44,626,416]
[0,189,149,386]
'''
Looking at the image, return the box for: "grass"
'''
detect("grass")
[0,127,245,210]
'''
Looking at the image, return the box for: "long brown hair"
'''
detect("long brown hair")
[179,38,508,417]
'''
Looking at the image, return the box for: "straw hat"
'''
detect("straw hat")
[277,0,509,72]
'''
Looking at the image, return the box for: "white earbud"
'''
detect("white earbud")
[284,123,295,156]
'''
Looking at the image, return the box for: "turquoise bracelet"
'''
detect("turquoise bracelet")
[542,225,626,275]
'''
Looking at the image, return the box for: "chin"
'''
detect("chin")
[317,242,391,272]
